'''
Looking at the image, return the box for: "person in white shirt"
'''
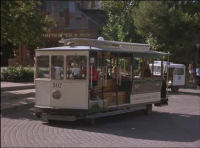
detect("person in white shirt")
[71,63,79,77]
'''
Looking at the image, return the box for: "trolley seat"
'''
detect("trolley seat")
[96,79,127,106]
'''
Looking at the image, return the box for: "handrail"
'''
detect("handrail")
[105,65,107,87]
[90,65,92,88]
[130,65,133,81]
[119,65,121,86]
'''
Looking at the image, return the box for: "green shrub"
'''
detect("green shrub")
[1,66,34,82]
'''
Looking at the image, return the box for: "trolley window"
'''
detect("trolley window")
[176,68,184,75]
[37,56,49,78]
[66,56,87,80]
[51,56,64,79]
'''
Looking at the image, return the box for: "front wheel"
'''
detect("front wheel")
[143,104,152,115]
[85,118,96,125]
[47,119,56,123]
[171,86,179,92]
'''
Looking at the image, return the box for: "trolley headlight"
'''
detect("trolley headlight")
[52,90,61,99]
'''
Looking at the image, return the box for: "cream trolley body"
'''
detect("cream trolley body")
[34,38,169,124]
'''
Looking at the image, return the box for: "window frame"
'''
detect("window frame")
[36,55,50,79]
[51,55,64,80]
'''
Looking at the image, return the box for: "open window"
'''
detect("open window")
[176,68,184,75]
[66,56,87,80]
[37,56,49,78]
[51,56,64,80]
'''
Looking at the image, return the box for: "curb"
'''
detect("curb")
[1,102,35,116]
[1,92,35,100]
[1,85,35,92]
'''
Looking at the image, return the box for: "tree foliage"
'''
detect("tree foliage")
[101,1,143,42]
[1,1,55,47]
[132,1,200,64]
[101,1,200,65]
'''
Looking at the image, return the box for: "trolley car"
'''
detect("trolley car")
[34,38,169,124]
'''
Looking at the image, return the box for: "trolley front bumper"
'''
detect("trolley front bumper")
[34,106,89,119]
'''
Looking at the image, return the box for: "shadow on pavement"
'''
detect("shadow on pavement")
[3,107,200,142]
[43,111,200,143]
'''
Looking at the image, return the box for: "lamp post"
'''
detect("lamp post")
[196,42,200,66]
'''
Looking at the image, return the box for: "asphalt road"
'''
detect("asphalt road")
[1,88,200,147]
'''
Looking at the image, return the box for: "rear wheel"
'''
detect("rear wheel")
[47,119,56,123]
[85,118,96,125]
[143,104,152,115]
[171,86,179,92]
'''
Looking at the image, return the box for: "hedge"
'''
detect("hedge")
[1,66,34,82]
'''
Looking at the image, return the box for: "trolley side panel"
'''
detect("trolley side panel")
[131,78,162,104]
[35,80,51,107]
[50,82,88,109]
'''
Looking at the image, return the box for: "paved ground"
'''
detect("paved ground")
[1,81,35,115]
[1,88,200,147]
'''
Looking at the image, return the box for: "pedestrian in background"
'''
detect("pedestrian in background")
[196,64,200,89]
[188,61,195,82]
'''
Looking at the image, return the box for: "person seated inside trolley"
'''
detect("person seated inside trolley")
[112,66,118,79]
[144,64,152,78]
[71,62,80,78]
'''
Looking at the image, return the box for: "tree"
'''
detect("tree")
[101,1,143,42]
[132,1,200,65]
[1,1,55,47]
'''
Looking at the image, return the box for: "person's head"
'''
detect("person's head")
[71,63,77,68]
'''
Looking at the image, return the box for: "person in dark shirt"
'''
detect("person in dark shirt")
[144,64,151,78]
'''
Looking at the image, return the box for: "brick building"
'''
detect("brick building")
[6,1,107,66]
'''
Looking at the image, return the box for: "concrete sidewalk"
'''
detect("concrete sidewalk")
[1,81,35,91]
[1,81,35,116]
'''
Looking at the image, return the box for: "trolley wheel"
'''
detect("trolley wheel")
[47,119,56,123]
[35,113,41,118]
[143,104,152,115]
[85,118,96,125]
[171,86,179,92]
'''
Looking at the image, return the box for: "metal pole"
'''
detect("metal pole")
[167,52,170,98]
[90,65,92,88]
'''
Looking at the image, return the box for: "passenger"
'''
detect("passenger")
[144,64,151,78]
[71,63,79,77]
[83,59,98,87]
[90,65,98,87]
[112,66,118,79]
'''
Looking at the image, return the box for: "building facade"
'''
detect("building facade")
[42,1,102,44]
[7,1,106,66]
